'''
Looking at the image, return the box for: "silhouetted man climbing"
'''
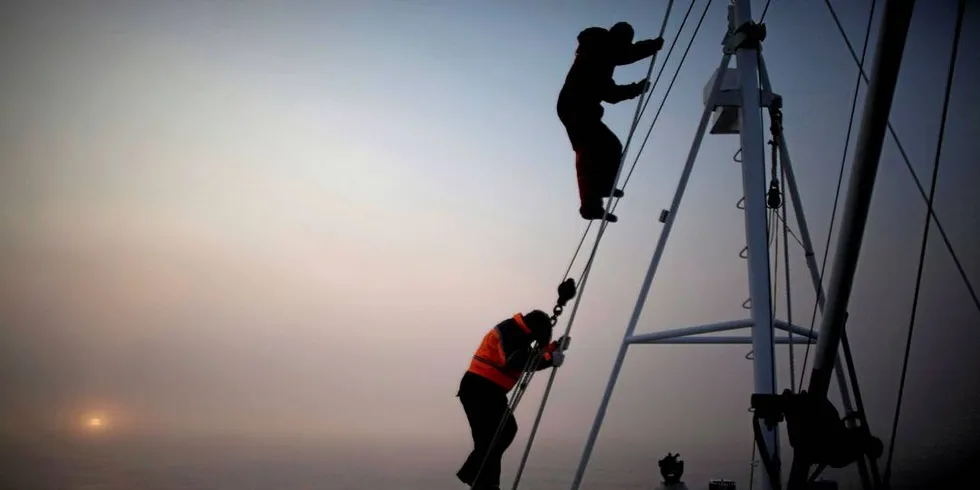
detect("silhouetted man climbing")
[456,310,571,490]
[557,21,664,223]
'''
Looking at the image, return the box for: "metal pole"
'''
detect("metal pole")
[780,127,875,490]
[637,336,812,345]
[806,0,916,401]
[731,1,779,488]
[569,53,732,490]
[792,0,916,487]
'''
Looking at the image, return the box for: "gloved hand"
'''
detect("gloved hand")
[551,349,566,368]
[632,80,651,98]
[555,335,571,351]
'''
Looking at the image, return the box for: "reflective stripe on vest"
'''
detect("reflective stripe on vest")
[467,314,532,391]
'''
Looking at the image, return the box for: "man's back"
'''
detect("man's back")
[558,26,661,122]
[558,27,616,121]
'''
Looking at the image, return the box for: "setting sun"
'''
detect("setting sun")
[80,412,110,433]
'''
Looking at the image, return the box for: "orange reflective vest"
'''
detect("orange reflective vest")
[467,313,557,391]
[467,314,531,391]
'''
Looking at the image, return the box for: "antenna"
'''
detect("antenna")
[567,1,872,489]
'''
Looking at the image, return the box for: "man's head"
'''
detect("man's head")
[576,26,609,55]
[610,22,635,46]
[522,310,553,346]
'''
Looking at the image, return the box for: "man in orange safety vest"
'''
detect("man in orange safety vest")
[455,310,571,489]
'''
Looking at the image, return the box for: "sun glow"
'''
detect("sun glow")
[81,412,109,433]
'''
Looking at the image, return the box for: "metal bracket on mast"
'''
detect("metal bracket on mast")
[566,1,877,489]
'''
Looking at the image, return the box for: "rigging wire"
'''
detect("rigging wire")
[760,0,774,23]
[469,3,683,478]
[512,0,711,490]
[769,202,780,392]
[521,0,709,406]
[798,0,877,390]
[520,0,692,422]
[464,4,688,489]
[509,4,729,489]
[559,0,700,283]
[883,0,966,485]
[616,0,713,197]
[633,0,702,148]
[772,212,805,249]
[822,0,980,315]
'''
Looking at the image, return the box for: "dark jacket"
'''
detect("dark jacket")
[557,27,660,125]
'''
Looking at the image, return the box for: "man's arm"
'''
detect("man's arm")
[504,336,553,371]
[615,37,664,66]
[508,344,553,371]
[602,79,648,104]
[533,345,557,371]
[533,336,572,371]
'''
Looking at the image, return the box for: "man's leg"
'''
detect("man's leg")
[574,123,622,223]
[457,392,487,485]
[595,122,625,198]
[481,412,518,487]
[457,389,511,488]
[576,149,619,222]
[574,150,602,210]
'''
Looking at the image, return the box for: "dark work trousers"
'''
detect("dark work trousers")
[569,120,624,212]
[456,372,517,489]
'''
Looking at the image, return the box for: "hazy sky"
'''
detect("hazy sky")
[1,0,977,482]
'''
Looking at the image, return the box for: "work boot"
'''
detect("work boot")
[456,468,474,486]
[580,205,618,223]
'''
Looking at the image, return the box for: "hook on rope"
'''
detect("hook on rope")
[766,141,782,209]
[767,178,783,209]
[551,278,578,325]
[766,105,785,210]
